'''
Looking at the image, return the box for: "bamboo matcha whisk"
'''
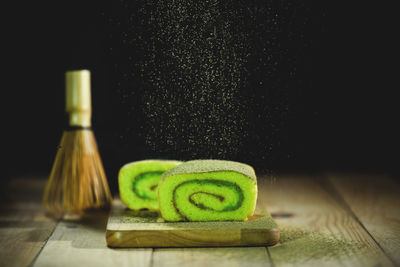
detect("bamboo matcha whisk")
[43,70,112,218]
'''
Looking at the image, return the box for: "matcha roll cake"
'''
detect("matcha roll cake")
[119,160,182,210]
[158,160,257,221]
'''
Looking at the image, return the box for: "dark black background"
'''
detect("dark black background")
[3,0,398,192]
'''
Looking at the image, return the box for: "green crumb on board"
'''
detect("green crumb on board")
[269,228,367,263]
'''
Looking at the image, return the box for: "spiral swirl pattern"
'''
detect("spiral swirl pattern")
[158,160,257,222]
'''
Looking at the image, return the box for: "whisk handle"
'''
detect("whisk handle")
[65,70,92,127]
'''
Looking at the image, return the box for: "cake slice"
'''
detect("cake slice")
[158,159,257,221]
[119,160,182,210]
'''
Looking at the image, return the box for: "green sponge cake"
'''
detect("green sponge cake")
[119,160,182,210]
[158,159,257,221]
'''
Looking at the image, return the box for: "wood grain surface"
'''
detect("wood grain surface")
[0,177,57,267]
[258,175,395,267]
[106,199,279,248]
[152,247,271,267]
[33,212,153,267]
[329,174,400,265]
[2,174,399,267]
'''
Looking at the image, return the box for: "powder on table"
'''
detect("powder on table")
[269,227,367,264]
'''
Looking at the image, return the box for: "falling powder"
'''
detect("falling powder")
[136,0,250,159]
[104,0,310,168]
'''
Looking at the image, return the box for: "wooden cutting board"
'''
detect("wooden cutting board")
[106,200,279,248]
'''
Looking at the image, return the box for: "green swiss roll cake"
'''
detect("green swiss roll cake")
[158,159,257,221]
[119,160,182,210]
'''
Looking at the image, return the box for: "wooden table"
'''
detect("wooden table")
[1,174,399,267]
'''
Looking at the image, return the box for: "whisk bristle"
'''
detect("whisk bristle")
[43,129,112,218]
